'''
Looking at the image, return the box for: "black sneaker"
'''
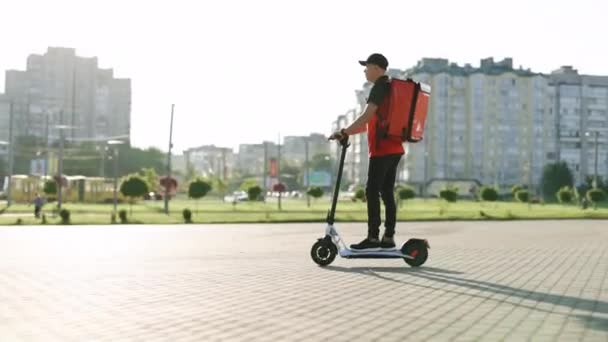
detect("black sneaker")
[380,235,396,249]
[350,237,380,251]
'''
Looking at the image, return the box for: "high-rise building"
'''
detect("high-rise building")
[283,133,330,164]
[402,57,556,189]
[184,145,234,180]
[3,47,131,144]
[549,66,608,185]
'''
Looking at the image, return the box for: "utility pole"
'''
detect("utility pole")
[107,139,125,214]
[113,147,119,213]
[164,104,175,215]
[44,113,49,179]
[71,67,76,141]
[7,102,14,207]
[278,133,282,211]
[305,138,310,208]
[57,110,64,210]
[263,141,268,195]
[594,131,599,188]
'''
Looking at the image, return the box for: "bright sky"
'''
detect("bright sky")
[0,0,606,153]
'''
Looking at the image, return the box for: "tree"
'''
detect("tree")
[584,175,606,191]
[541,162,574,202]
[214,177,228,202]
[0,158,6,176]
[248,186,263,201]
[43,180,57,198]
[240,178,260,192]
[120,175,149,215]
[117,146,166,175]
[189,179,212,212]
[185,163,199,184]
[307,187,324,201]
[139,168,159,194]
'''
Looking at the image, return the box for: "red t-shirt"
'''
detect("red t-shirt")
[366,76,404,157]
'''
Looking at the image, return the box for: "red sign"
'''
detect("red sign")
[273,183,286,192]
[159,176,178,195]
[269,158,277,177]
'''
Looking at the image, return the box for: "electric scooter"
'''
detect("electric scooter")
[310,136,430,267]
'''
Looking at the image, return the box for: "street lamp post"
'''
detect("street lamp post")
[6,102,14,207]
[55,123,68,210]
[423,151,429,199]
[107,140,124,214]
[54,120,77,210]
[585,131,600,188]
[164,104,175,215]
[305,138,310,208]
[0,141,9,206]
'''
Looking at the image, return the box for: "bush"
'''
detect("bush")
[189,179,212,200]
[480,187,499,202]
[43,180,57,196]
[42,214,47,224]
[120,175,149,215]
[183,208,193,223]
[307,187,324,200]
[397,186,416,200]
[59,209,70,224]
[515,190,530,203]
[511,185,525,199]
[354,188,366,202]
[439,188,458,202]
[119,209,128,224]
[247,186,263,201]
[587,189,606,204]
[557,186,574,204]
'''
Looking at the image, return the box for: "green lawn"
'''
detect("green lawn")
[1,197,607,225]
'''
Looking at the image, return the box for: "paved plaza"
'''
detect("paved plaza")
[0,220,607,341]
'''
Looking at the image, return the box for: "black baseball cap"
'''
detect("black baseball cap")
[359,53,388,70]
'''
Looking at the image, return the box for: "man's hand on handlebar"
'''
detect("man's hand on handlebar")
[328,129,348,141]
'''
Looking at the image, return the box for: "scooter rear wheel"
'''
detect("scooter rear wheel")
[401,239,428,267]
[311,240,337,266]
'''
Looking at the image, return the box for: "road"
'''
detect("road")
[0,221,607,341]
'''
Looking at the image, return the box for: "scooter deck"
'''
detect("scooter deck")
[340,248,413,259]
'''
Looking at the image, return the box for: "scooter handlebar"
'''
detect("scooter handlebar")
[328,134,349,146]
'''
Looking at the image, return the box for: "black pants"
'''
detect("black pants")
[366,154,402,239]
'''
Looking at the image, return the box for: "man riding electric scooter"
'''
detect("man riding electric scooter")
[329,53,404,251]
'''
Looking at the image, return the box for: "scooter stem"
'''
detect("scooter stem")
[327,137,349,225]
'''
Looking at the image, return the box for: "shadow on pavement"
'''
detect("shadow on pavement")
[324,265,608,333]
[576,314,608,332]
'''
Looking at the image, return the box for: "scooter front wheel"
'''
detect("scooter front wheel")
[310,240,337,266]
[402,239,429,267]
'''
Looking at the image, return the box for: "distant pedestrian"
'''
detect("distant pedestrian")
[33,193,44,218]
